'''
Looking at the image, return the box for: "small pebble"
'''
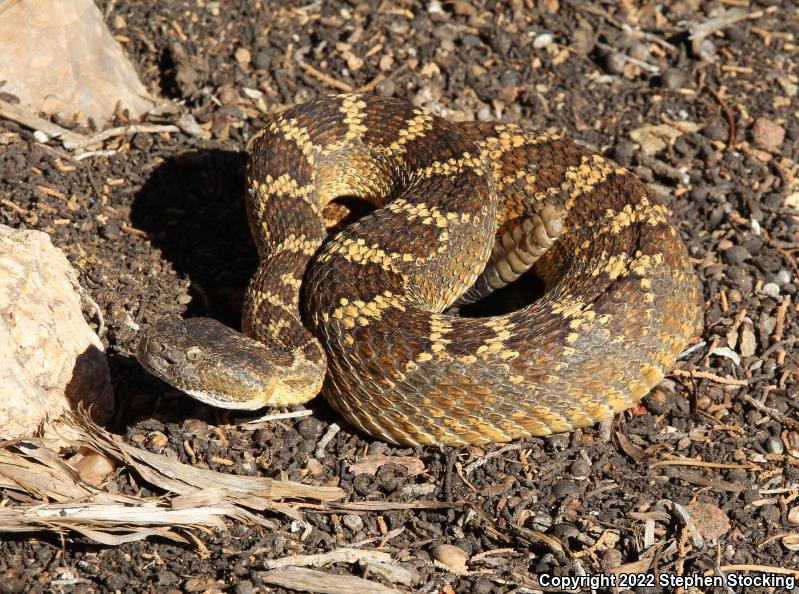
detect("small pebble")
[661,68,687,90]
[375,78,395,96]
[742,236,763,255]
[629,43,650,62]
[765,436,784,455]
[761,282,780,299]
[145,431,169,453]
[570,26,594,54]
[752,117,785,150]
[342,514,364,531]
[601,548,623,570]
[685,501,731,542]
[546,434,570,452]
[297,417,322,440]
[721,245,750,266]
[528,513,553,532]
[234,47,251,66]
[218,86,239,105]
[602,51,627,75]
[550,522,579,540]
[569,460,591,480]
[462,34,481,48]
[378,54,394,71]
[775,270,792,286]
[158,570,180,586]
[725,26,747,42]
[252,428,273,446]
[552,479,577,498]
[703,124,727,141]
[235,581,255,594]
[739,326,757,358]
[253,50,271,69]
[759,504,780,524]
[453,537,474,557]
[71,447,116,486]
[698,38,717,59]
[449,0,475,16]
[0,571,25,594]
[611,141,636,167]
[430,544,469,574]
[533,32,554,49]
[472,579,495,594]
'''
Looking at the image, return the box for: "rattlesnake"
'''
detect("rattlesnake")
[137,94,702,446]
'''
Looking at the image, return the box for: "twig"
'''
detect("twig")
[575,3,677,52]
[470,548,516,562]
[120,224,148,238]
[354,74,386,94]
[264,548,391,570]
[257,566,397,594]
[0,98,89,147]
[315,423,340,458]
[299,62,354,93]
[705,86,736,150]
[78,287,106,338]
[719,564,799,578]
[762,337,798,359]
[668,470,745,493]
[65,124,180,150]
[239,409,313,426]
[639,155,691,185]
[650,457,759,470]
[464,443,526,474]
[739,393,799,431]
[74,150,118,161]
[678,341,706,360]
[689,8,749,55]
[0,198,29,215]
[595,41,661,74]
[671,369,747,386]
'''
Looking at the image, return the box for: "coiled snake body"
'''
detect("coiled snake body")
[138,94,702,446]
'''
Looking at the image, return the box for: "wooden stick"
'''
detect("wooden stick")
[0,98,88,146]
[299,62,354,93]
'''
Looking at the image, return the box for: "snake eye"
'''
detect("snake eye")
[150,340,165,354]
[185,347,203,362]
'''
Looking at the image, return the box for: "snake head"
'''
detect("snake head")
[136,317,281,409]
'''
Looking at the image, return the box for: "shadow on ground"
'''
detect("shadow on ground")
[130,148,254,327]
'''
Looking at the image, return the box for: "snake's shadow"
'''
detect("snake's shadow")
[131,148,253,327]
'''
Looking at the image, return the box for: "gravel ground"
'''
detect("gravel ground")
[1,1,799,593]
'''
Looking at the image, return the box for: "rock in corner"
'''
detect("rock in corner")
[0,224,113,439]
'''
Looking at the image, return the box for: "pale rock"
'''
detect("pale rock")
[752,117,785,150]
[684,501,731,543]
[738,325,757,358]
[0,0,155,124]
[431,544,469,574]
[0,224,113,439]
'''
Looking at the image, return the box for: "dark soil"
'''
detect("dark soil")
[2,1,799,593]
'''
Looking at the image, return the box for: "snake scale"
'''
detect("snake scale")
[137,94,703,446]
